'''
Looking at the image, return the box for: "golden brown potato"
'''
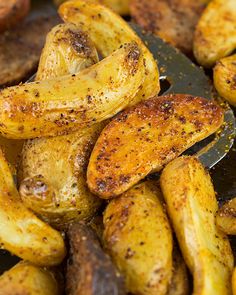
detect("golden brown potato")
[233,267,236,295]
[0,262,61,295]
[0,42,145,139]
[19,125,103,230]
[103,181,173,295]
[167,246,189,295]
[194,0,236,68]
[216,198,236,235]
[0,0,30,33]
[87,94,223,199]
[160,156,234,295]
[0,149,66,266]
[59,0,160,105]
[130,0,208,55]
[36,23,99,81]
[213,54,236,106]
[66,222,126,295]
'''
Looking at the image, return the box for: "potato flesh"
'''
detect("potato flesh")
[87,94,223,198]
[19,125,103,230]
[59,0,160,105]
[194,0,236,67]
[0,42,145,139]
[103,181,173,295]
[216,198,236,235]
[0,262,60,295]
[0,150,66,266]
[213,54,236,106]
[160,156,234,295]
[36,23,99,81]
[233,267,236,295]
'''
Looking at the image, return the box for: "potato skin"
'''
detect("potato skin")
[194,0,236,67]
[19,125,103,230]
[0,42,144,139]
[213,54,236,106]
[160,156,234,295]
[103,181,173,295]
[36,23,99,81]
[216,198,236,235]
[0,0,30,33]
[0,150,66,266]
[0,262,61,295]
[59,0,160,105]
[87,94,223,198]
[66,223,126,295]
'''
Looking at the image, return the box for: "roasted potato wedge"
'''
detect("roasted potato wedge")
[194,0,236,68]
[216,198,236,235]
[36,23,99,81]
[0,149,66,266]
[0,262,61,295]
[103,181,173,295]
[160,156,234,295]
[130,0,208,55]
[0,42,144,139]
[213,54,236,106]
[0,0,30,33]
[87,94,223,198]
[167,246,189,295]
[19,125,103,230]
[59,0,160,105]
[233,267,236,295]
[66,222,125,295]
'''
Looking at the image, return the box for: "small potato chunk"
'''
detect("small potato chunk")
[216,198,236,235]
[160,156,234,295]
[0,0,30,32]
[66,222,125,295]
[87,94,223,198]
[0,42,145,139]
[0,150,66,266]
[213,54,236,106]
[0,262,61,295]
[36,23,99,81]
[103,181,173,295]
[19,125,103,230]
[59,0,160,104]
[194,0,236,67]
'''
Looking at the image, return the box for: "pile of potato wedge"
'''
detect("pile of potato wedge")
[0,0,235,295]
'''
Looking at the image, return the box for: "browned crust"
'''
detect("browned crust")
[130,0,207,54]
[87,94,223,198]
[66,223,126,295]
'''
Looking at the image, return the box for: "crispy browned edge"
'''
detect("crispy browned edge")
[67,222,126,295]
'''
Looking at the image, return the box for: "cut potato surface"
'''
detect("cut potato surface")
[87,94,223,198]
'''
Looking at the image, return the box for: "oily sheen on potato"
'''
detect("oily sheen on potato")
[160,156,234,295]
[0,42,144,139]
[59,0,160,105]
[87,94,224,198]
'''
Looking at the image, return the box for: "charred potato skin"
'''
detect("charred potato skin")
[0,262,60,295]
[59,0,160,105]
[103,181,173,295]
[87,94,223,198]
[0,0,30,33]
[0,42,145,139]
[213,54,236,106]
[193,0,236,68]
[216,198,236,235]
[0,150,66,266]
[66,222,126,295]
[19,125,103,230]
[160,156,234,295]
[36,23,99,81]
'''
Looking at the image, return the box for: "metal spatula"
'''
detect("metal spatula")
[131,23,235,169]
